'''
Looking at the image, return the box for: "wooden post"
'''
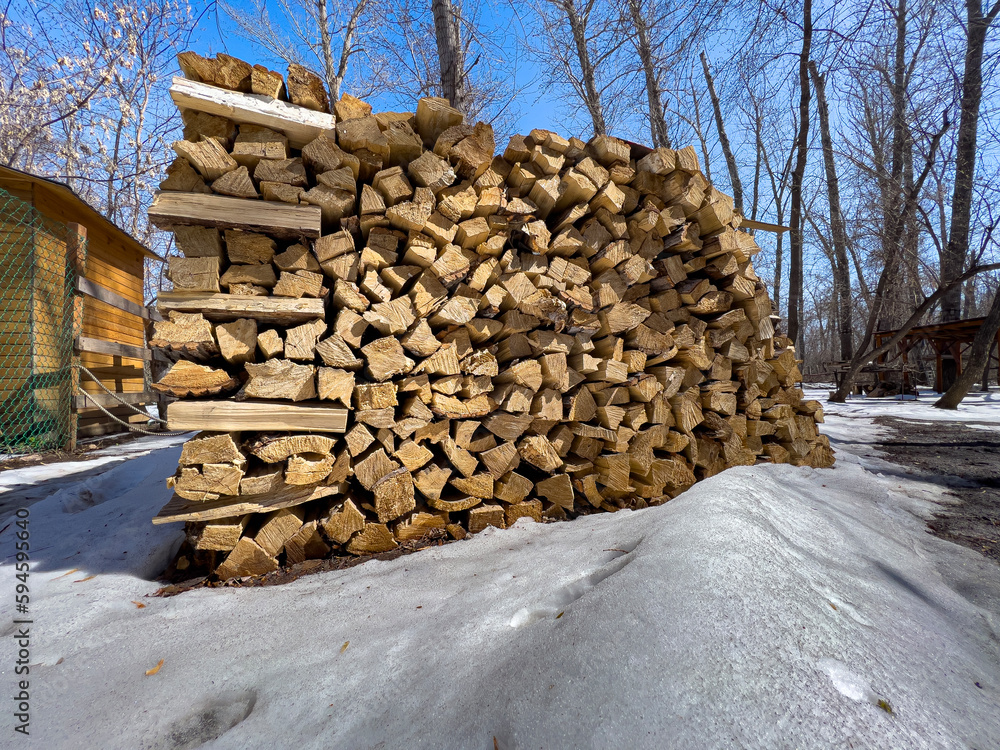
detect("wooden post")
[65,222,86,452]
[900,338,910,391]
[934,341,944,394]
[995,329,1000,387]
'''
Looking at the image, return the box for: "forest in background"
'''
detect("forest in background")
[3,0,1000,402]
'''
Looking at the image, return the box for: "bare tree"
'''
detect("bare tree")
[939,0,1000,322]
[431,0,467,110]
[625,0,669,147]
[533,0,629,137]
[787,0,813,349]
[809,61,853,359]
[0,5,110,170]
[2,1,196,301]
[700,50,743,215]
[829,111,954,401]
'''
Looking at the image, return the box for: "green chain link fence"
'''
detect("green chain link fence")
[0,187,82,456]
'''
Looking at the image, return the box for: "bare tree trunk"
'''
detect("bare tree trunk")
[330,0,370,102]
[809,62,853,359]
[317,0,340,102]
[982,339,997,390]
[941,0,1000,322]
[432,0,467,111]
[962,277,976,317]
[629,0,669,148]
[700,51,743,215]
[935,285,1000,408]
[751,110,762,221]
[787,0,812,349]
[760,140,786,312]
[557,0,606,135]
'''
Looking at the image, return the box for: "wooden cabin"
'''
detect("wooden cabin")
[0,165,160,451]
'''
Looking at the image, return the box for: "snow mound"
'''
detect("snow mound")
[0,422,998,748]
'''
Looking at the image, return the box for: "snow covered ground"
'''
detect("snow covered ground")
[804,384,1000,429]
[1,401,999,748]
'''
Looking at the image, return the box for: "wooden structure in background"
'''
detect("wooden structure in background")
[874,316,1000,392]
[0,166,160,444]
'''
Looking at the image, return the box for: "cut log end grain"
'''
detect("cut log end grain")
[154,49,833,581]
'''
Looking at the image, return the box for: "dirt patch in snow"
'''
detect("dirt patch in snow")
[875,416,1000,565]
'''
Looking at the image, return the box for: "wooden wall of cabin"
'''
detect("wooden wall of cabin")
[0,202,35,441]
[0,176,149,438]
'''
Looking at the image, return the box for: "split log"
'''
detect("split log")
[152,360,239,398]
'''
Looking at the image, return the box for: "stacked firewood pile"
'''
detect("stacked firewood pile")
[148,51,833,580]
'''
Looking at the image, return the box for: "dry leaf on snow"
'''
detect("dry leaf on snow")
[145,659,164,676]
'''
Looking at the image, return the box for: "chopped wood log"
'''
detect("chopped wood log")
[255,507,305,556]
[190,515,251,551]
[182,109,238,146]
[256,329,284,359]
[373,468,416,522]
[261,181,304,205]
[505,500,542,525]
[273,270,325,298]
[150,311,219,359]
[216,318,257,364]
[250,435,337,463]
[178,51,252,90]
[250,64,285,98]
[285,454,335,484]
[153,360,239,398]
[346,523,398,554]
[414,97,464,147]
[467,504,505,533]
[161,157,212,193]
[393,512,446,541]
[173,225,224,259]
[221,264,277,290]
[172,462,244,501]
[286,63,329,112]
[284,318,326,360]
[179,432,245,466]
[173,139,237,181]
[284,521,331,563]
[225,230,277,264]
[317,368,355,406]
[239,465,284,495]
[167,256,221,292]
[321,499,366,544]
[212,166,259,198]
[362,336,415,381]
[216,538,278,579]
[243,359,316,401]
[536,473,574,509]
